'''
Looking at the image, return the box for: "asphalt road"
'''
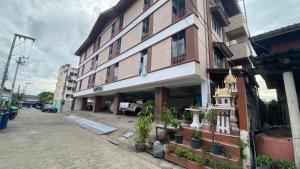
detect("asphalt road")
[0,108,177,169]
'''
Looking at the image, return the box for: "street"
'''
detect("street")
[0,109,178,169]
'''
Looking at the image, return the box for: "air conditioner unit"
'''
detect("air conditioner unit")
[229,40,237,46]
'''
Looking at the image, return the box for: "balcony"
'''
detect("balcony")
[210,1,230,27]
[228,41,251,60]
[224,13,249,40]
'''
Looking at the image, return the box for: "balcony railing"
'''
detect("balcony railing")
[172,8,186,23]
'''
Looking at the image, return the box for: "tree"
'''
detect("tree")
[38,92,54,105]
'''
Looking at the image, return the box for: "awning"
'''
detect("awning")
[213,42,233,58]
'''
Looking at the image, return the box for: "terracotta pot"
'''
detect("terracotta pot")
[135,142,146,152]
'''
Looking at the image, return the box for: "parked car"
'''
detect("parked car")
[41,104,57,113]
[36,104,42,109]
[119,100,143,116]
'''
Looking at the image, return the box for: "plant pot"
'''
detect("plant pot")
[211,143,222,155]
[135,142,146,152]
[191,139,201,149]
[256,166,270,169]
[175,134,183,144]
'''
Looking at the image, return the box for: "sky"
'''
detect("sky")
[0,0,299,101]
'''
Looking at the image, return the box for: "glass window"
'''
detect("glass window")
[114,63,119,81]
[119,14,124,30]
[144,0,150,6]
[142,17,150,36]
[106,67,110,82]
[212,17,222,37]
[214,49,225,68]
[109,44,113,58]
[171,30,186,58]
[117,39,121,54]
[172,0,185,16]
[111,22,116,36]
[139,50,148,76]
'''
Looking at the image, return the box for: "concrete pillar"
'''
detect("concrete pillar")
[93,96,102,113]
[73,98,82,111]
[154,87,168,119]
[113,93,123,115]
[81,97,88,111]
[283,71,300,168]
[201,81,209,107]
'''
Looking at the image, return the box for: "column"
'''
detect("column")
[201,80,210,108]
[81,97,88,111]
[113,93,123,115]
[154,87,169,119]
[73,98,82,111]
[93,96,102,113]
[283,71,300,168]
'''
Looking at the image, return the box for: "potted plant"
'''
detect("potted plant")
[206,109,222,155]
[135,101,153,152]
[256,155,273,169]
[160,106,174,142]
[190,129,202,149]
[277,160,296,169]
[171,119,184,144]
[182,110,192,124]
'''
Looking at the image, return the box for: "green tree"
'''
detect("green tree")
[38,92,54,105]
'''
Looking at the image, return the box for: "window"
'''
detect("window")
[116,39,121,55]
[106,66,110,83]
[67,87,72,91]
[144,0,150,6]
[142,17,150,37]
[212,17,222,37]
[89,74,96,88]
[213,49,225,68]
[171,30,186,58]
[84,51,87,60]
[119,14,124,30]
[172,0,185,16]
[139,50,148,76]
[109,44,113,59]
[96,36,101,49]
[81,66,85,75]
[114,63,119,81]
[79,80,82,90]
[111,22,116,37]
[96,54,99,61]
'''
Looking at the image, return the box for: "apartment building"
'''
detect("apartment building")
[73,0,252,117]
[53,64,77,112]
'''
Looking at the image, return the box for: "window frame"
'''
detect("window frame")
[113,63,119,81]
[142,17,150,37]
[171,30,186,58]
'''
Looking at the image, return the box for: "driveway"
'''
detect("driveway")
[0,108,181,169]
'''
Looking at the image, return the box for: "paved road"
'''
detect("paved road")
[0,109,176,169]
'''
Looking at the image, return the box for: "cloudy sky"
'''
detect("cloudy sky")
[0,0,299,101]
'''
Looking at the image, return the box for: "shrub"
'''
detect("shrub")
[256,155,273,167]
[277,160,296,169]
[135,101,153,143]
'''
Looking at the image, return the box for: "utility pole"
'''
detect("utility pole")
[23,82,33,95]
[60,64,70,113]
[0,33,35,108]
[9,56,29,106]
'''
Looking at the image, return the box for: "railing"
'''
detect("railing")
[172,8,186,23]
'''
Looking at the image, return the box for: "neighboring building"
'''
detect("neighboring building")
[20,94,39,108]
[73,0,251,114]
[251,23,300,167]
[53,64,77,112]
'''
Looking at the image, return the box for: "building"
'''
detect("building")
[20,94,39,108]
[73,0,257,167]
[53,64,77,112]
[73,0,252,115]
[251,23,300,167]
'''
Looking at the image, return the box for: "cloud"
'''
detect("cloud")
[0,0,118,95]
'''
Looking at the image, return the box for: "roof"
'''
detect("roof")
[75,0,134,56]
[251,23,300,55]
[251,23,300,42]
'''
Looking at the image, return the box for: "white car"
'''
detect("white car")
[119,101,143,115]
